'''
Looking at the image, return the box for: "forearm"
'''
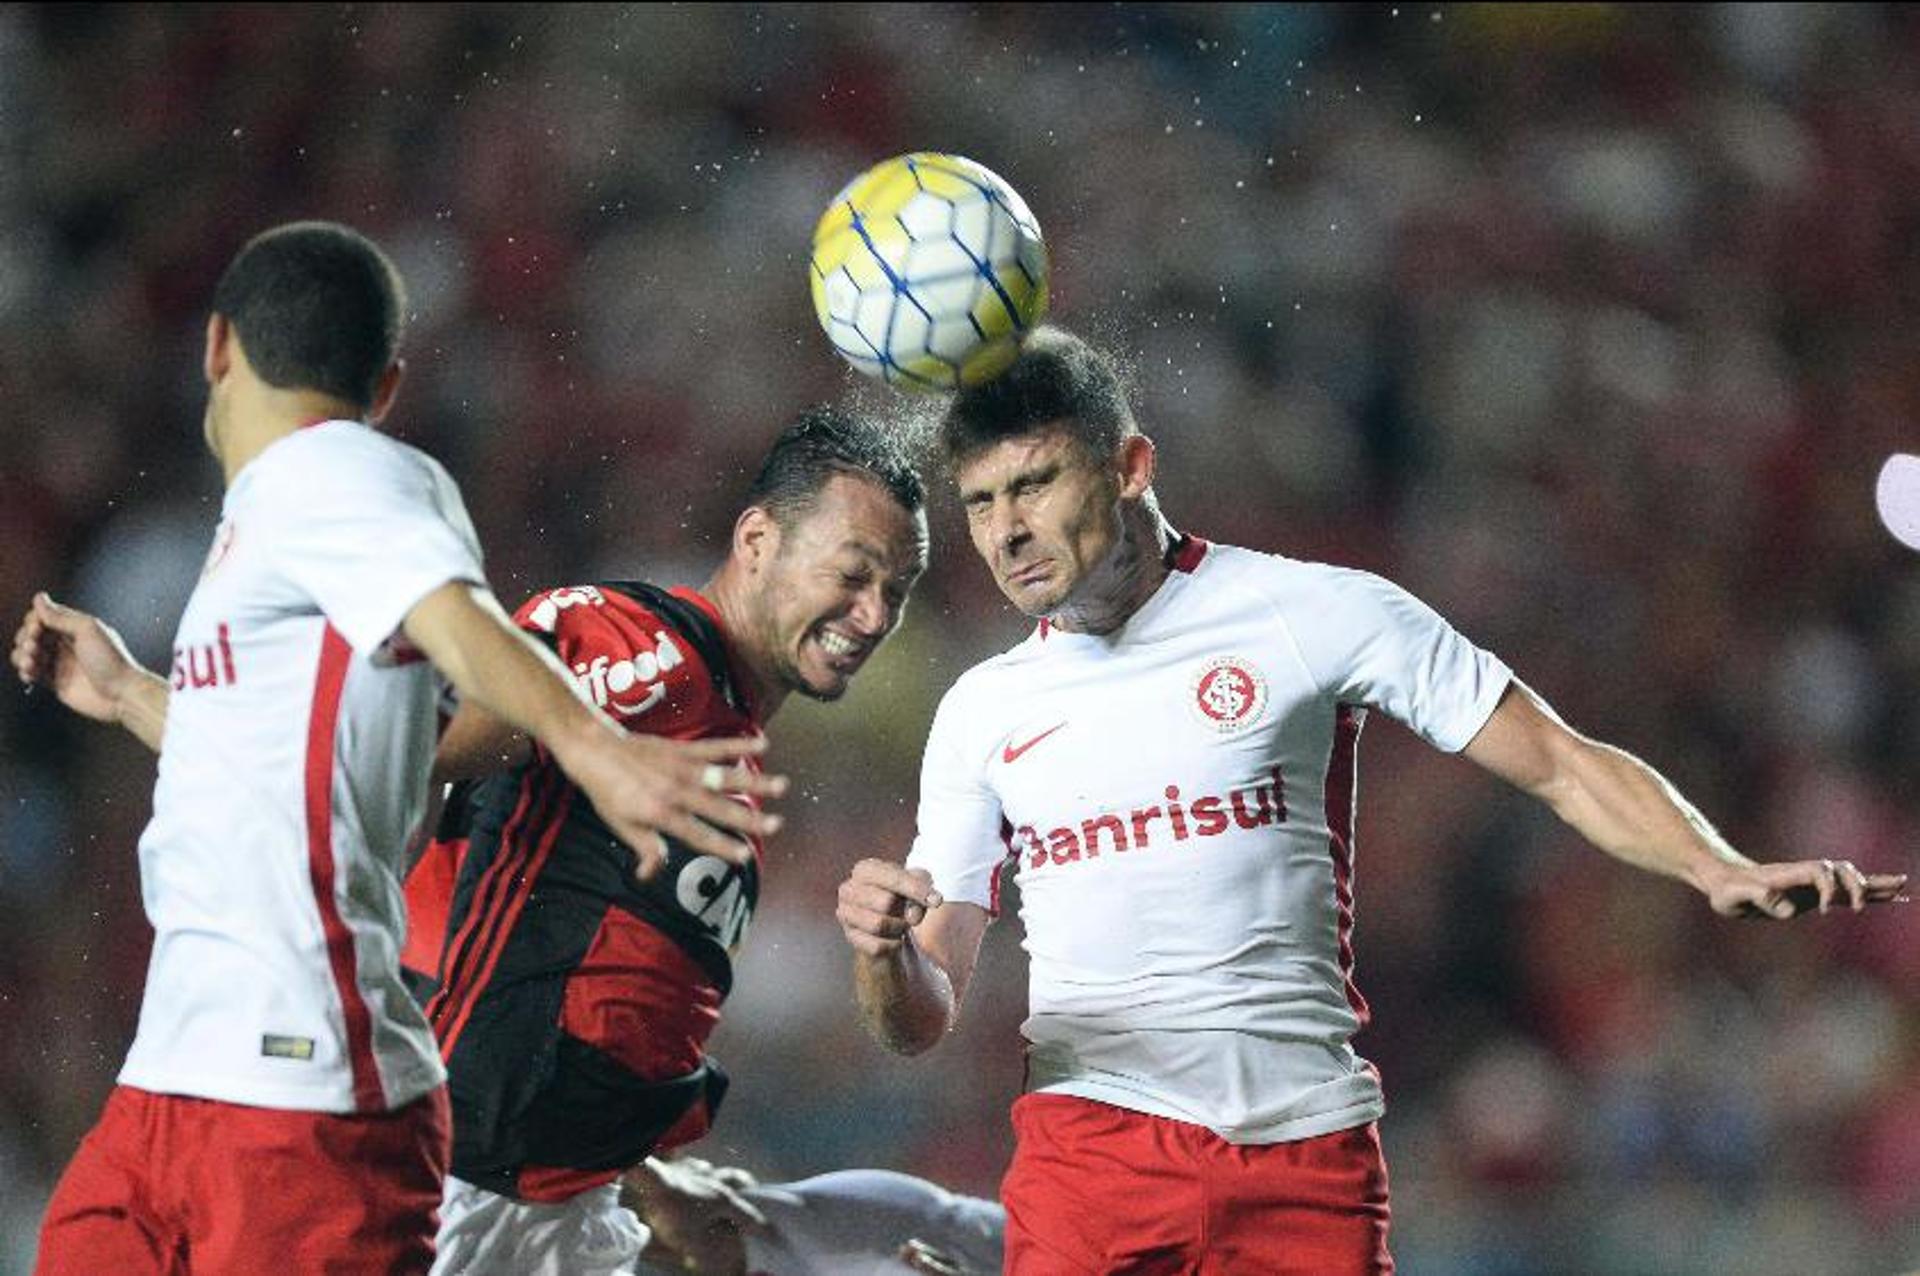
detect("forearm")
[116,668,170,753]
[1540,740,1753,892]
[854,937,957,1056]
[405,584,612,770]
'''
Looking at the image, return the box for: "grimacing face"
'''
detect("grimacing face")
[757,473,929,702]
[956,424,1126,619]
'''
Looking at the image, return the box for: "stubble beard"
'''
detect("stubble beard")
[1045,496,1176,636]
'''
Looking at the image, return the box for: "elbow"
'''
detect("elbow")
[885,1019,948,1057]
[859,988,950,1056]
[873,1024,945,1059]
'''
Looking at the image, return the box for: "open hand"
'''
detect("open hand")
[569,733,787,881]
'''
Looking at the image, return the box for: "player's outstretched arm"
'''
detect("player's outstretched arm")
[1464,681,1907,918]
[402,582,786,878]
[839,859,988,1054]
[11,592,169,752]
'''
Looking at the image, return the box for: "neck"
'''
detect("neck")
[702,563,787,719]
[1048,503,1176,636]
[215,386,367,486]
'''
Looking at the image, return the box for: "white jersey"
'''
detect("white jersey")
[119,419,484,1114]
[908,538,1511,1144]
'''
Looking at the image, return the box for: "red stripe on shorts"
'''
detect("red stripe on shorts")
[305,625,386,1111]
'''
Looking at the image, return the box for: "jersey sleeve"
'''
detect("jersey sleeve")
[267,433,485,656]
[904,680,1009,911]
[1288,566,1512,753]
[514,585,613,653]
[513,586,702,725]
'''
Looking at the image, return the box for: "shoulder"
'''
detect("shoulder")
[927,637,1036,734]
[516,583,644,637]
[1190,541,1374,612]
[955,627,1050,694]
[259,421,452,495]
[516,583,714,724]
[514,584,692,661]
[1185,544,1440,680]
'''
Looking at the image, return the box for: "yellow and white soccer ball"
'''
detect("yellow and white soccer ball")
[809,152,1049,391]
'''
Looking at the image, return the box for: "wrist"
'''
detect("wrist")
[1687,848,1750,898]
[109,666,160,723]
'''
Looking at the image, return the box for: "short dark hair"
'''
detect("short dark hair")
[746,405,925,527]
[940,326,1136,465]
[210,221,406,410]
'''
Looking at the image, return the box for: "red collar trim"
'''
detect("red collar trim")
[1168,532,1209,574]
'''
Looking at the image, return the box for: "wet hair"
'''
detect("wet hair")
[746,405,926,526]
[209,221,406,410]
[939,325,1136,465]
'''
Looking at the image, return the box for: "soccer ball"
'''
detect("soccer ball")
[809,152,1049,391]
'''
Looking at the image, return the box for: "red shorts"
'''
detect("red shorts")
[1002,1093,1393,1275]
[35,1084,451,1276]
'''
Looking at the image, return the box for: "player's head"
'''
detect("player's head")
[940,326,1159,620]
[726,406,928,704]
[203,221,408,449]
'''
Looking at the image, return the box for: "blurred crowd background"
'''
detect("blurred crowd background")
[3,4,1918,1272]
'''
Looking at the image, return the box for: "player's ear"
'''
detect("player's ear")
[366,359,406,425]
[204,313,231,387]
[1116,433,1156,499]
[733,504,781,570]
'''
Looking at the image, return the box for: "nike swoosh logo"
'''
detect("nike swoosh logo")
[1001,722,1067,764]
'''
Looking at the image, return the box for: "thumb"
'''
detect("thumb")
[906,866,944,909]
[33,593,85,634]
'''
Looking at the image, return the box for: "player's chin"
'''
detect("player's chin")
[793,654,858,702]
[1001,578,1069,618]
[795,672,852,703]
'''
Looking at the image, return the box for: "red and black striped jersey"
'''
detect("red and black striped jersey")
[401,580,764,1202]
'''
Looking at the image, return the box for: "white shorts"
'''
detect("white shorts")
[431,1175,650,1276]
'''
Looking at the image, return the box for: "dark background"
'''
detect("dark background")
[2,6,1917,1272]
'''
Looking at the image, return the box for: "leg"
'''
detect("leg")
[187,1086,452,1275]
[34,1088,185,1276]
[1001,1094,1202,1275]
[1202,1122,1393,1276]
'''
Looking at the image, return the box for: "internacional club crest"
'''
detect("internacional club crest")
[1190,656,1267,733]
